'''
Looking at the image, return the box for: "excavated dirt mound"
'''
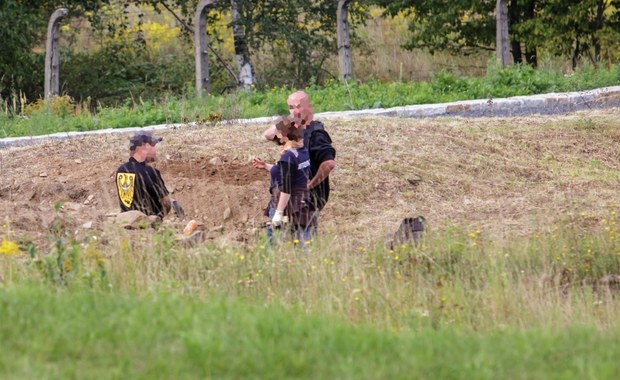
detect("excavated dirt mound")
[0,135,272,248]
[1,110,619,250]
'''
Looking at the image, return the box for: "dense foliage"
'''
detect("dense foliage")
[0,0,368,106]
[373,0,620,68]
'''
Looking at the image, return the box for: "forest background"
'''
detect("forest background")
[2,0,620,136]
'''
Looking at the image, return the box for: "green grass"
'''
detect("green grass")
[2,63,620,138]
[1,285,619,379]
[2,210,619,328]
[1,205,619,377]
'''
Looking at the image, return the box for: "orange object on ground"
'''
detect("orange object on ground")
[183,220,198,236]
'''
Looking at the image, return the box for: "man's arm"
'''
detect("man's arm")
[263,125,277,141]
[307,128,336,189]
[263,125,284,145]
[308,160,336,189]
[152,168,171,215]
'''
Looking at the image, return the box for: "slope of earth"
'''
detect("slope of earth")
[1,109,618,249]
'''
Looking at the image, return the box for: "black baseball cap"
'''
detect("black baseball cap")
[129,131,163,151]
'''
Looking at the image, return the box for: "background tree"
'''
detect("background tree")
[371,0,497,55]
[0,0,152,105]
[230,0,255,89]
[222,0,367,87]
[506,0,538,66]
[0,0,49,102]
[534,0,620,68]
[496,0,510,67]
[371,0,620,69]
[140,0,367,88]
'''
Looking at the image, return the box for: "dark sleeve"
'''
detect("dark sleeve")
[152,168,169,198]
[279,158,294,194]
[309,129,336,165]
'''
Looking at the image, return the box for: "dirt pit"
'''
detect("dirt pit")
[0,133,274,249]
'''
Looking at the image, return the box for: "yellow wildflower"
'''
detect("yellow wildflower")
[0,240,20,256]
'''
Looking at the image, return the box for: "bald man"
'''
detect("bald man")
[263,91,336,218]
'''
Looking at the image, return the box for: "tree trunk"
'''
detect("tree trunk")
[572,36,580,70]
[337,0,352,80]
[508,0,522,64]
[496,0,510,67]
[511,41,522,64]
[231,0,255,89]
[594,0,604,65]
[194,0,215,97]
[44,8,68,99]
[523,0,537,67]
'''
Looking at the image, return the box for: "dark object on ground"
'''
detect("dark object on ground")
[172,199,185,219]
[594,274,620,296]
[390,216,425,249]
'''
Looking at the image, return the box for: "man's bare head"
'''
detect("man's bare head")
[287,90,313,128]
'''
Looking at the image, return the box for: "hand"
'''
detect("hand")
[271,210,284,227]
[252,157,266,170]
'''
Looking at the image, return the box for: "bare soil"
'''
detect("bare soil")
[1,110,619,249]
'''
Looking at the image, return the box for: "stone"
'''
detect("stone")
[210,225,224,233]
[223,207,232,220]
[209,157,223,166]
[180,230,205,248]
[114,210,154,229]
[62,202,83,211]
[206,225,224,240]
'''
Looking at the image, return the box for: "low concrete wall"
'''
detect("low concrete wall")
[2,86,619,150]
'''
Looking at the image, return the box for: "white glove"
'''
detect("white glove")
[272,210,284,227]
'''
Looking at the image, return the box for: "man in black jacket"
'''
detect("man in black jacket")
[115,131,177,218]
[263,91,336,223]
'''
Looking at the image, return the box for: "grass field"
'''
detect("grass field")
[1,211,619,378]
[1,286,619,379]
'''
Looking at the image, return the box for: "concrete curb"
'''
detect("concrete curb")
[2,86,620,150]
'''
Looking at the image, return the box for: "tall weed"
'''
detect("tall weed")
[2,211,618,331]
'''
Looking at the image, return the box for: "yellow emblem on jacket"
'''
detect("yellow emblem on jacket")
[116,172,136,208]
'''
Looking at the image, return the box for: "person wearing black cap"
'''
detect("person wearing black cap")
[115,130,176,218]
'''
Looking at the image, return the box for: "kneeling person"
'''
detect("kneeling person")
[116,131,172,218]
